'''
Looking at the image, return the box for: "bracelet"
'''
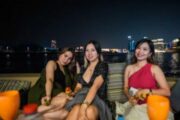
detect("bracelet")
[46,95,51,98]
[82,101,90,106]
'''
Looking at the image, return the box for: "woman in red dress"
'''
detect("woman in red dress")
[116,39,173,120]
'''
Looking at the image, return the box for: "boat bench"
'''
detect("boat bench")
[107,62,127,103]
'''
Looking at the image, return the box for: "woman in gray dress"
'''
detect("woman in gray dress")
[65,40,112,120]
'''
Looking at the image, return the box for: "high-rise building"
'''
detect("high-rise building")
[151,38,166,52]
[172,38,180,49]
[127,35,135,52]
[51,40,57,48]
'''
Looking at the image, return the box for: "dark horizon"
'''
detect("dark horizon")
[1,0,180,49]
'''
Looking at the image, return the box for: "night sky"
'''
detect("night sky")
[1,0,180,49]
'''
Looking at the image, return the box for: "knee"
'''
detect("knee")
[68,104,81,115]
[86,105,99,120]
[66,104,81,120]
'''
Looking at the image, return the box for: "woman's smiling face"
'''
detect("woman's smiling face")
[85,43,99,62]
[135,42,152,61]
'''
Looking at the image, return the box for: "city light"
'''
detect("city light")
[127,35,132,39]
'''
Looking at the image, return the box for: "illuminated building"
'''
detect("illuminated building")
[151,38,166,52]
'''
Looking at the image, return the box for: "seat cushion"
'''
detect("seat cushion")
[108,62,126,74]
[107,73,127,102]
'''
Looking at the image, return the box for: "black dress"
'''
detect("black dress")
[65,61,112,120]
[28,62,72,105]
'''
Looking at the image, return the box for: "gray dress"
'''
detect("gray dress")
[65,62,112,120]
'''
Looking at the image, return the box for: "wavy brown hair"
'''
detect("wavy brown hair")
[57,47,76,68]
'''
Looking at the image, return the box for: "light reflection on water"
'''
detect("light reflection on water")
[0,52,179,77]
[154,52,180,77]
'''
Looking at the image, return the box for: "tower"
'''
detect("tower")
[128,35,135,52]
[51,40,57,48]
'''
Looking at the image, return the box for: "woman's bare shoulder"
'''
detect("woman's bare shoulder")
[151,64,161,70]
[47,60,56,65]
[46,60,57,69]
[151,64,163,74]
[126,64,134,70]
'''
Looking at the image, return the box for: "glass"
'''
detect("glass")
[0,90,20,120]
[147,95,170,120]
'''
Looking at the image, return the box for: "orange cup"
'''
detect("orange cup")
[147,95,170,120]
[0,90,20,120]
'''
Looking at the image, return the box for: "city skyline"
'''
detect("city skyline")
[1,0,180,48]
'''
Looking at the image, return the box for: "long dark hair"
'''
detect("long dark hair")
[83,40,103,67]
[131,39,155,64]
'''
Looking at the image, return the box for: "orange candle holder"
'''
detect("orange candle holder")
[147,95,170,120]
[0,90,20,120]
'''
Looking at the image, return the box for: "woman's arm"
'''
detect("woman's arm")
[134,65,170,101]
[123,65,138,104]
[84,75,104,105]
[124,65,131,99]
[41,61,57,105]
[45,61,56,98]
[79,74,104,115]
[151,65,171,96]
[72,83,82,95]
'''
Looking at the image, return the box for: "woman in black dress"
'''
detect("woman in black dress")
[28,47,75,105]
[65,40,112,120]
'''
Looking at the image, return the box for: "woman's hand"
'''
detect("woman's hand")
[41,96,51,106]
[129,96,138,105]
[69,92,76,97]
[135,89,150,100]
[78,104,88,120]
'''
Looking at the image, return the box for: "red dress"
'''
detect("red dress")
[128,63,158,104]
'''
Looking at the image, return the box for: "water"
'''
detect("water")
[0,52,58,73]
[154,52,180,77]
[0,51,179,77]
